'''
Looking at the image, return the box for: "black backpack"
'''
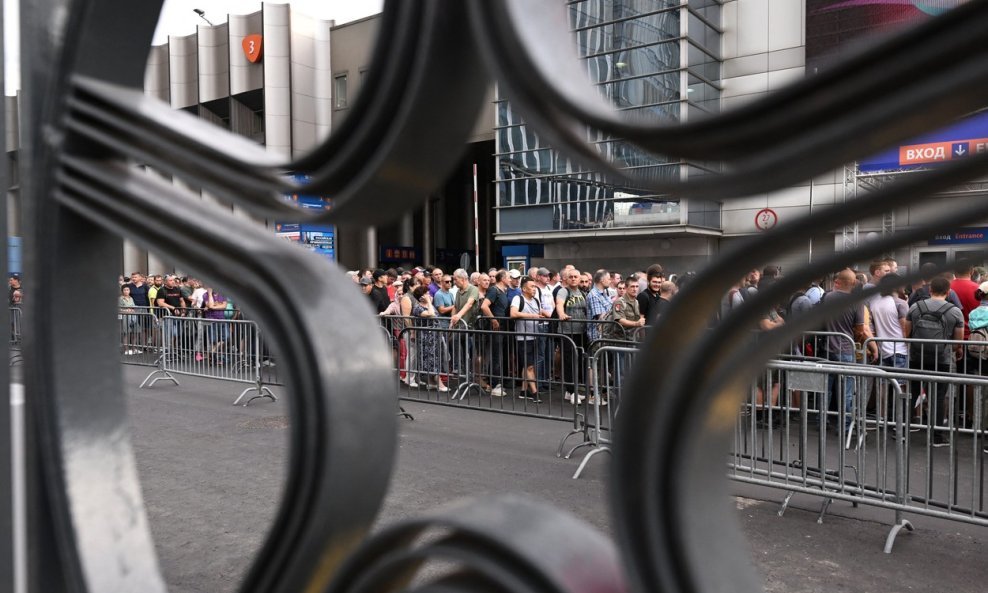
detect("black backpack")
[911,300,955,363]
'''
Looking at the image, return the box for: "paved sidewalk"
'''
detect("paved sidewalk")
[124,366,988,593]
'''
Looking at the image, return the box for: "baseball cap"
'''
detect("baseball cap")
[537,267,549,276]
[372,269,387,280]
[979,281,988,295]
[359,277,373,286]
[508,269,521,279]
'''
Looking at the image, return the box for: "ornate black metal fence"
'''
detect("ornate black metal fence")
[9,0,988,592]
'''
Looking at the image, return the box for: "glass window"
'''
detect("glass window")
[334,74,348,109]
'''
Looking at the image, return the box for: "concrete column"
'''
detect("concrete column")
[365,227,378,269]
[422,199,432,266]
[229,11,264,95]
[167,34,198,109]
[399,212,414,247]
[263,2,292,158]
[144,44,170,103]
[197,22,230,103]
[122,240,146,275]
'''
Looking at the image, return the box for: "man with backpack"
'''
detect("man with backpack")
[904,276,964,446]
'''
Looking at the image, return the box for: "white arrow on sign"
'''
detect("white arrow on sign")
[955,145,967,156]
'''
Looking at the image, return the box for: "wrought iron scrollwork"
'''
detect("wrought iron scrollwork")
[17,0,988,592]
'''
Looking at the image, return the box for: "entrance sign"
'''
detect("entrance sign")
[860,111,988,172]
[928,227,988,245]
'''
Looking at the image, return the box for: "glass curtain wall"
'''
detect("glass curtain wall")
[495,0,722,234]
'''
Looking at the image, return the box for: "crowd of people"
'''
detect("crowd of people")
[357,258,988,433]
[106,259,988,434]
[728,258,988,443]
[117,273,240,362]
[358,263,684,402]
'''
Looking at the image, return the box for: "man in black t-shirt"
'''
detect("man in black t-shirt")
[481,271,512,396]
[155,275,188,315]
[369,269,391,314]
[156,275,188,349]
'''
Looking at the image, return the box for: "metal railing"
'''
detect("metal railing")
[393,325,582,422]
[565,345,637,479]
[9,308,22,366]
[139,316,276,406]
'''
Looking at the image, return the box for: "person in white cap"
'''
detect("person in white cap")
[507,268,523,304]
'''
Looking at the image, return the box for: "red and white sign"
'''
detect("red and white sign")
[242,34,263,63]
[754,208,778,231]
[899,138,988,167]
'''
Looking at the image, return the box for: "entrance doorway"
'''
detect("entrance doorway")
[916,247,988,269]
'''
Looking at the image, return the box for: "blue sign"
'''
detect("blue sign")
[928,227,988,246]
[859,111,988,172]
[276,175,335,262]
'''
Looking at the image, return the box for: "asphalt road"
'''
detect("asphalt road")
[124,365,988,593]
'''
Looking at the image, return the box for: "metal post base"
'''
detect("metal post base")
[139,369,179,389]
[883,519,914,553]
[778,491,795,517]
[398,405,414,421]
[817,497,832,524]
[572,446,610,480]
[556,426,590,458]
[233,386,277,407]
[452,382,483,401]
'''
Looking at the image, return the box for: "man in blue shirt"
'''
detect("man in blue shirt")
[433,274,455,317]
[586,269,613,342]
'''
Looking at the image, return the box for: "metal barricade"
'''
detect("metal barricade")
[118,309,160,367]
[729,359,988,552]
[787,331,857,362]
[863,337,987,431]
[566,345,637,479]
[480,316,626,343]
[9,307,22,366]
[142,315,276,406]
[395,324,581,422]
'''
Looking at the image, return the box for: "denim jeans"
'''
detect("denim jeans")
[828,350,856,429]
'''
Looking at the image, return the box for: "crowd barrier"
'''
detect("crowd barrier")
[730,359,988,552]
[392,324,582,422]
[134,313,277,406]
[111,307,988,547]
[559,345,637,479]
[10,307,22,366]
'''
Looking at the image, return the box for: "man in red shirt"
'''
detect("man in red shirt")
[950,260,980,338]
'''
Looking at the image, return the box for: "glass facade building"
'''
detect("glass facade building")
[495,0,723,238]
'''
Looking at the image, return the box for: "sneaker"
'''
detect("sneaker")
[932,431,949,447]
[564,392,575,403]
[437,384,449,393]
[490,385,505,397]
[525,393,543,404]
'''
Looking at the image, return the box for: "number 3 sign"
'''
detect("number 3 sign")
[754,208,778,231]
[243,34,263,63]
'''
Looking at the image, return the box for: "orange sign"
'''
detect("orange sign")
[242,34,263,63]
[899,138,988,166]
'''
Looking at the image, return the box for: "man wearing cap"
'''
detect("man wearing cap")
[359,276,374,297]
[533,267,556,390]
[507,269,523,304]
[369,269,391,314]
